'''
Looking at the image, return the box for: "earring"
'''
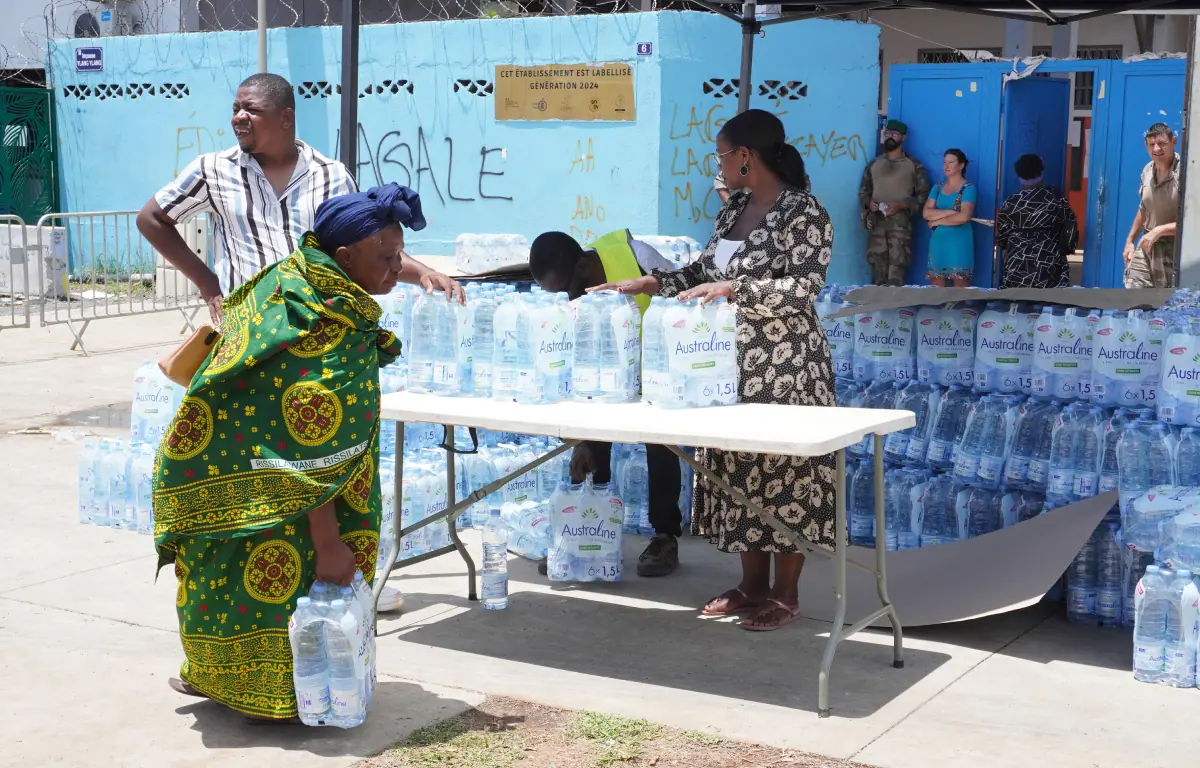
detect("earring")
[739,163,749,177]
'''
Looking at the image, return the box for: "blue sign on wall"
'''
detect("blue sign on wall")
[75,47,103,73]
[637,42,653,55]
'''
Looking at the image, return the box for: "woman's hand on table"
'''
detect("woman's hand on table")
[589,275,659,297]
[678,281,733,305]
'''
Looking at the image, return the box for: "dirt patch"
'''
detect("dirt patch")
[357,696,873,768]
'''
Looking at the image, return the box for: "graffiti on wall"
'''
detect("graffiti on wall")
[666,101,869,224]
[567,137,607,243]
[337,124,512,204]
[171,120,513,205]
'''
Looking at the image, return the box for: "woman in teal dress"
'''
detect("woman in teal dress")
[923,149,976,286]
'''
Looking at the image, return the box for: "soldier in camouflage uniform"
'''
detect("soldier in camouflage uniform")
[858,120,931,286]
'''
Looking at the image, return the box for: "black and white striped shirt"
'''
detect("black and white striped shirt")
[154,140,356,294]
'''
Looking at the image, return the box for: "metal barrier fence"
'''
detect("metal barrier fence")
[33,211,213,355]
[0,215,31,331]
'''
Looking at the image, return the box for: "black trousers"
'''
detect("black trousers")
[586,441,683,537]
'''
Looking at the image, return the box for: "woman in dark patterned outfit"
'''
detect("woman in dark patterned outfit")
[997,154,1079,288]
[595,109,835,631]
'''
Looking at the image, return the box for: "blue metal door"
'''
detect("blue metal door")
[888,64,1004,286]
[1093,59,1187,287]
[997,75,1072,286]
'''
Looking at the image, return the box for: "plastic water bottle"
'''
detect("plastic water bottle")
[1046,404,1082,506]
[454,299,476,396]
[641,297,670,405]
[77,442,97,524]
[1133,565,1169,683]
[1177,427,1200,486]
[1005,398,1045,490]
[850,460,876,546]
[491,293,524,402]
[619,447,649,535]
[1027,399,1062,493]
[927,385,972,470]
[975,397,1010,490]
[1099,408,1134,493]
[1066,524,1098,624]
[132,443,156,534]
[482,508,509,610]
[1095,523,1123,627]
[952,395,994,484]
[1070,407,1103,500]
[428,298,460,396]
[885,381,935,465]
[1164,568,1198,687]
[472,289,497,397]
[962,487,1001,538]
[407,293,439,393]
[324,599,364,727]
[289,597,331,725]
[919,475,959,547]
[91,439,114,526]
[572,294,601,400]
[595,292,623,401]
[104,439,128,528]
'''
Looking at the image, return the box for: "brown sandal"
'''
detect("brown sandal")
[168,677,208,698]
[701,588,764,616]
[741,599,803,631]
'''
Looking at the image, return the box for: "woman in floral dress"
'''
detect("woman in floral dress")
[595,109,836,631]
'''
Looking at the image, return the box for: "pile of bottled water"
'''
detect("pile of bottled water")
[818,283,1200,639]
[288,573,376,728]
[76,360,184,534]
[375,282,737,408]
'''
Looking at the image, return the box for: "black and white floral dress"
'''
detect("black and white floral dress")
[654,187,837,552]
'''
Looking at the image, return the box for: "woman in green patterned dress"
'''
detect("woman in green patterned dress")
[154,184,459,721]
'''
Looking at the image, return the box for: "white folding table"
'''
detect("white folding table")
[377,392,914,716]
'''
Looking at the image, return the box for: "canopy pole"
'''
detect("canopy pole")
[737,2,757,114]
[1178,14,1198,288]
[256,0,267,72]
[339,0,361,176]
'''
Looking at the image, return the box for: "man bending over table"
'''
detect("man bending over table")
[528,230,683,577]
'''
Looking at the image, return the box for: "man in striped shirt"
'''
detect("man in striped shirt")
[137,72,461,326]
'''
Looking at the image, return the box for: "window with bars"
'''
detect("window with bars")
[1030,44,1123,109]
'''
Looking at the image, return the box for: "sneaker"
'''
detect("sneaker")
[377,585,406,613]
[637,533,679,577]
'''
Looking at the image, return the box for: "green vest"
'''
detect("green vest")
[590,229,650,315]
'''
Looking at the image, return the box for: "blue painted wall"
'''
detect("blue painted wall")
[655,15,879,285]
[48,11,878,283]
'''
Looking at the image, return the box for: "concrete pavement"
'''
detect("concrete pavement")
[0,314,1183,768]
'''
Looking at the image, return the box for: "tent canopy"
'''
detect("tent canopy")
[689,0,1200,26]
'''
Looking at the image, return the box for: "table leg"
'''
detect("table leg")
[445,424,478,601]
[873,434,904,669]
[818,447,848,718]
[373,421,406,618]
